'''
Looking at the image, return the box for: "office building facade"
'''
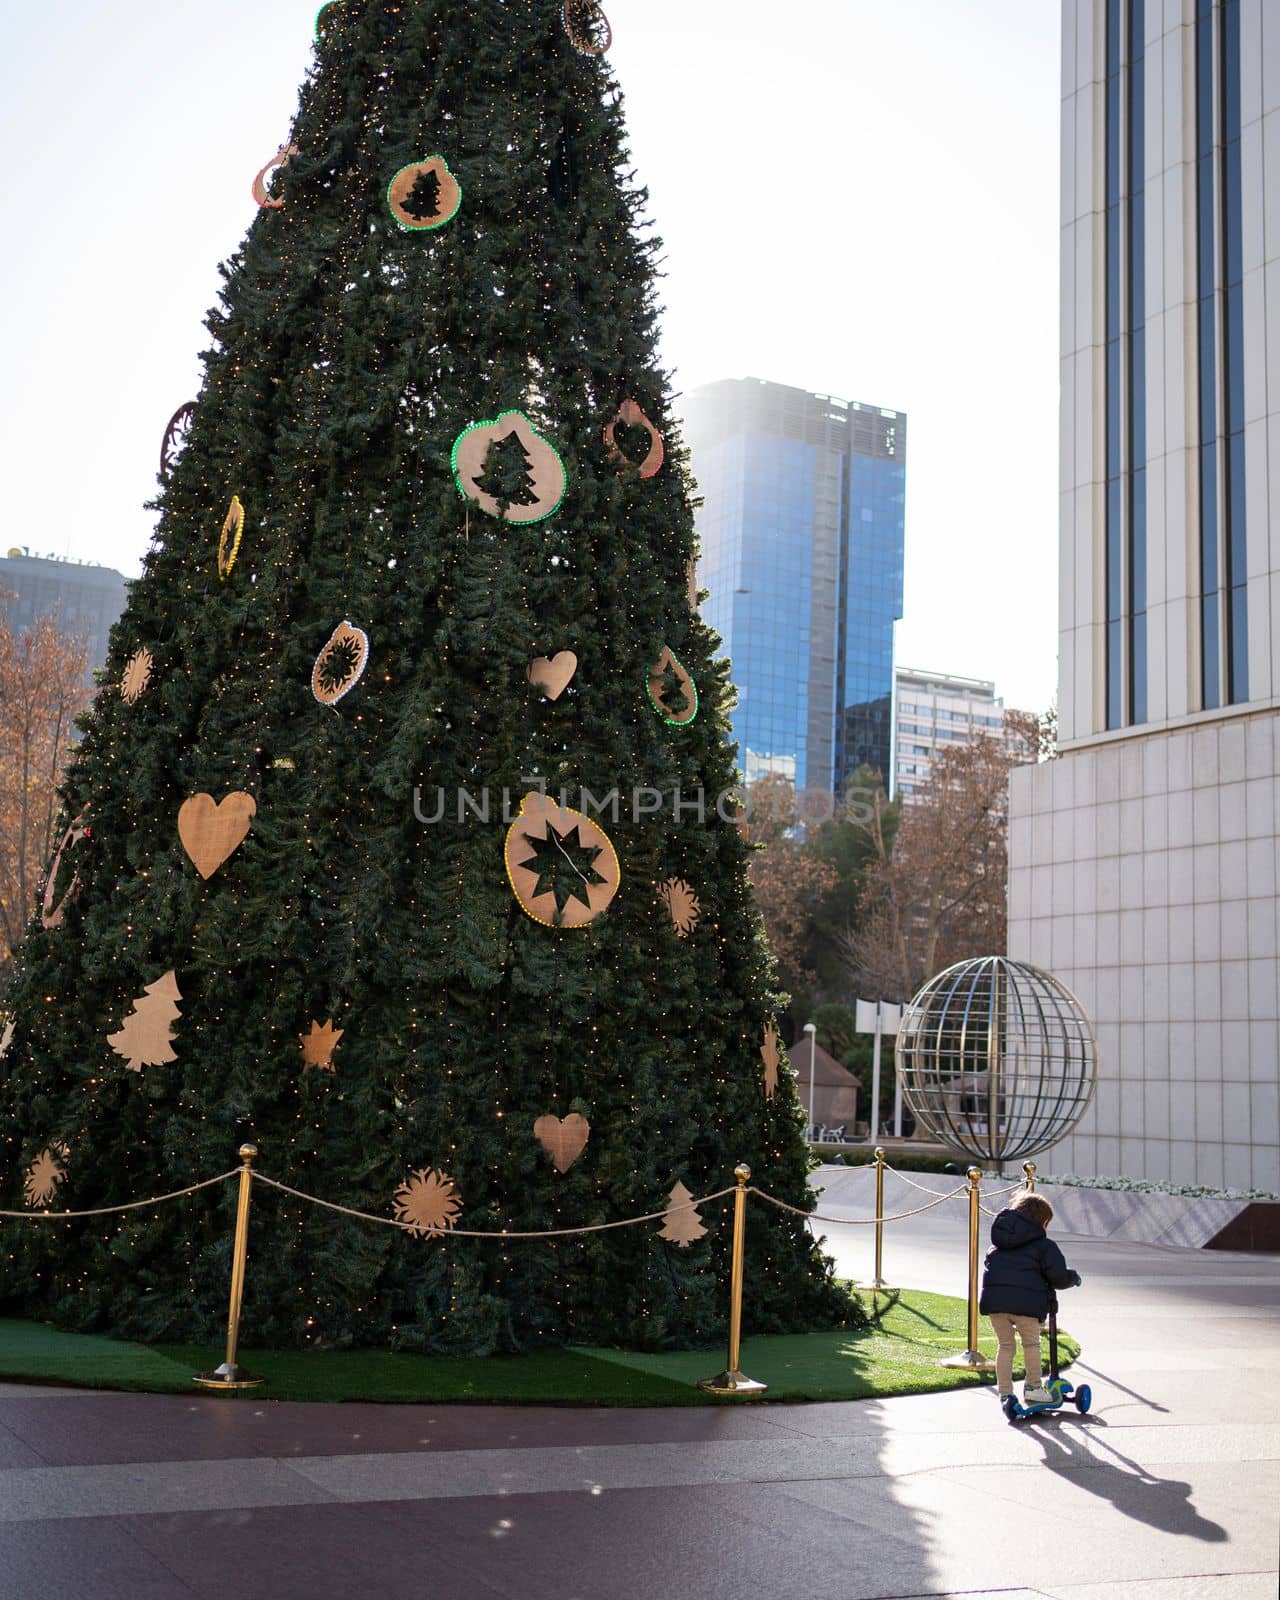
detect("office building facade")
[895,667,1028,801]
[1007,0,1280,1191]
[0,551,129,675]
[682,379,906,795]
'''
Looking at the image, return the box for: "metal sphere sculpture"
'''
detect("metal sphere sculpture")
[896,957,1098,1165]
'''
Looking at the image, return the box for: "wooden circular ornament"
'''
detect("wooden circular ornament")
[647,647,699,727]
[387,157,462,232]
[312,621,370,706]
[504,792,620,929]
[452,411,567,524]
[252,143,298,210]
[562,0,612,54]
[218,496,245,580]
[160,402,195,480]
[604,399,665,479]
[41,813,90,931]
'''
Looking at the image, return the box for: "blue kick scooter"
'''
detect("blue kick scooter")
[1002,1281,1092,1423]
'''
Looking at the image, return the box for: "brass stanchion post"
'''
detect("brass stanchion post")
[699,1165,767,1397]
[1023,1160,1037,1192]
[195,1144,266,1391]
[940,1165,996,1370]
[872,1146,891,1289]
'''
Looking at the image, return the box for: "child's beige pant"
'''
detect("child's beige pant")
[988,1312,1044,1392]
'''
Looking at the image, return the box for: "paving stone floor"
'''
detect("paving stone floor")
[0,1194,1275,1600]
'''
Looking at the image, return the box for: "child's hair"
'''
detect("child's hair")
[1010,1191,1054,1229]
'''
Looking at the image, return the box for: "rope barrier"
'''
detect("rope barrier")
[0,1169,240,1222]
[251,1172,739,1239]
[881,1168,964,1200]
[750,1183,969,1226]
[0,1158,1029,1237]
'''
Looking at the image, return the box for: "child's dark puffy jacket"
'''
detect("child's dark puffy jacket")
[978,1207,1077,1320]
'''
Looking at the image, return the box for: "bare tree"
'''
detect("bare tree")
[0,616,92,960]
[846,716,1039,1002]
[741,773,838,998]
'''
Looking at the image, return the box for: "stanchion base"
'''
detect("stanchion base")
[194,1362,266,1392]
[939,1350,997,1371]
[697,1369,769,1398]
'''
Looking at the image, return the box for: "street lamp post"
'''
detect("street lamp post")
[803,1022,817,1139]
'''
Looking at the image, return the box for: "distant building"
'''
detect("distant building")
[0,550,129,674]
[894,667,1028,800]
[682,378,906,794]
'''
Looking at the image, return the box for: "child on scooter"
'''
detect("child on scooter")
[979,1191,1080,1405]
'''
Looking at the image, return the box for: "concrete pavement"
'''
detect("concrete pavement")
[0,1170,1274,1599]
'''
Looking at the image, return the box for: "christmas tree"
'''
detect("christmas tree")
[0,0,853,1353]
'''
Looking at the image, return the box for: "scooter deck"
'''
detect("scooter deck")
[1002,1380,1092,1422]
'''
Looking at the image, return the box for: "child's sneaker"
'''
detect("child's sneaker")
[1023,1385,1053,1405]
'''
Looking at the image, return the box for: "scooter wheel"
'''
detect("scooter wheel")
[1075,1384,1092,1414]
[1002,1395,1020,1422]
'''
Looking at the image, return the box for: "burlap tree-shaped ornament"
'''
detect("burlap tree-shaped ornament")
[658,1182,708,1248]
[106,973,183,1074]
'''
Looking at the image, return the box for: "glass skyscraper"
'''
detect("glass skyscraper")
[681,378,906,794]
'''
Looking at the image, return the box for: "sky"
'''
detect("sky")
[0,0,1062,713]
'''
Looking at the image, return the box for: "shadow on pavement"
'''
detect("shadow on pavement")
[1029,1417,1228,1542]
[1074,1360,1171,1413]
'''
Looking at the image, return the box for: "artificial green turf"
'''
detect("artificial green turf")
[0,1291,1078,1406]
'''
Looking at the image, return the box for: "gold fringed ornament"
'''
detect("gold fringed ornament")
[533,1113,591,1173]
[107,972,182,1075]
[252,142,298,209]
[659,1181,708,1247]
[393,1169,463,1238]
[604,399,665,479]
[504,791,621,928]
[528,650,578,701]
[0,1017,13,1060]
[178,792,257,880]
[387,156,462,231]
[218,496,246,579]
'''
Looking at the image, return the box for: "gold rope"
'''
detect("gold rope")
[251,1172,737,1239]
[0,1169,241,1222]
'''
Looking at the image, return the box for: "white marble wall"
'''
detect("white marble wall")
[1008,712,1280,1193]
